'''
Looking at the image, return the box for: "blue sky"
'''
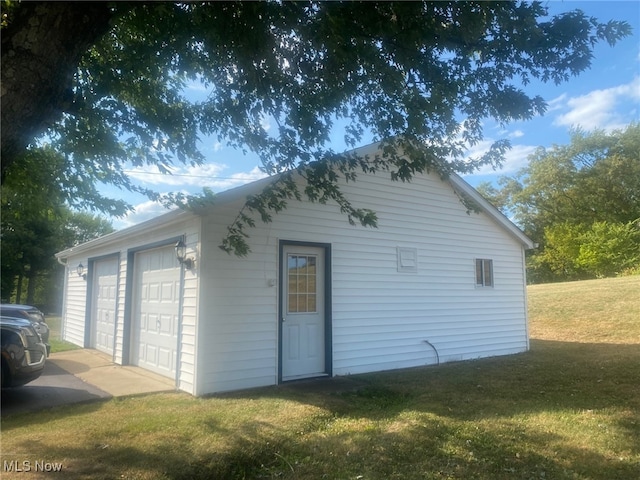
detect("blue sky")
[109,1,640,229]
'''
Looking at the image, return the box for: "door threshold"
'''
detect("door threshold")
[282,373,329,382]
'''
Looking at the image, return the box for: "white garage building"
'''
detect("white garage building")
[56,144,534,396]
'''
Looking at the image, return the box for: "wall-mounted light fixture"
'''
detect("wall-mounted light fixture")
[77,263,87,280]
[175,240,194,270]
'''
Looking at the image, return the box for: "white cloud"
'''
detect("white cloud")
[455,121,536,177]
[553,77,640,131]
[185,81,208,93]
[464,142,538,176]
[114,200,173,230]
[126,163,268,190]
[546,93,568,113]
[493,127,524,138]
[260,116,272,132]
[208,166,269,190]
[184,77,211,101]
[497,144,538,174]
[112,163,270,229]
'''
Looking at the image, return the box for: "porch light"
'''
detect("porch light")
[175,240,194,270]
[77,263,86,280]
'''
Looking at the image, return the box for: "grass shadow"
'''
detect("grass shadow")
[2,340,638,479]
[217,339,640,421]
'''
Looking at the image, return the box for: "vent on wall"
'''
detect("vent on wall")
[397,247,418,273]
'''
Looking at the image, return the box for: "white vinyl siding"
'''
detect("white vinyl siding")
[178,231,199,393]
[197,169,529,393]
[113,256,128,363]
[196,215,279,394]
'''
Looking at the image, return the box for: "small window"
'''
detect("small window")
[475,259,493,287]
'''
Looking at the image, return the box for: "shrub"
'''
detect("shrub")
[532,219,640,280]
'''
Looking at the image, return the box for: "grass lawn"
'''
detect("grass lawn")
[2,276,639,479]
[45,316,81,354]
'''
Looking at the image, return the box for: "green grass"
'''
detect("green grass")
[528,276,640,344]
[46,316,80,353]
[2,277,639,479]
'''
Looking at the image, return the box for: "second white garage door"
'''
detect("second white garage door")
[91,257,118,355]
[131,245,181,378]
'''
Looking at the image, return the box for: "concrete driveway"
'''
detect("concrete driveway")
[1,349,175,417]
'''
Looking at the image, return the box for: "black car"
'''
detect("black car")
[0,304,50,355]
[1,316,48,388]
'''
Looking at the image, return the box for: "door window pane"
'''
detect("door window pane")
[288,294,298,313]
[307,294,317,312]
[287,254,318,313]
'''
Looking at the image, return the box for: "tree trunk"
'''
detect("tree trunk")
[26,268,37,305]
[15,274,23,304]
[1,2,113,181]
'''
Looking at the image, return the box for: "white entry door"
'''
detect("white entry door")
[281,245,326,380]
[131,245,181,378]
[91,258,118,355]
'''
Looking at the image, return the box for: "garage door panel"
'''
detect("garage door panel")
[145,313,156,331]
[161,282,174,302]
[132,245,181,379]
[158,314,173,335]
[148,282,160,301]
[92,258,118,355]
[157,348,173,371]
[145,344,156,364]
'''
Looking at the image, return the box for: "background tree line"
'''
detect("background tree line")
[1,147,114,311]
[478,124,640,283]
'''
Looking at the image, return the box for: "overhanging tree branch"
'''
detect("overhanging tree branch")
[1,1,632,255]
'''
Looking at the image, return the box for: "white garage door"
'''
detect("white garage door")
[131,245,181,378]
[91,258,118,355]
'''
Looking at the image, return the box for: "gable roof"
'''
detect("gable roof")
[56,144,534,259]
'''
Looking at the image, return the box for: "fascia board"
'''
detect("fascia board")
[55,208,192,259]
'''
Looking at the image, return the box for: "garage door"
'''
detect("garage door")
[91,257,118,355]
[131,245,181,378]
